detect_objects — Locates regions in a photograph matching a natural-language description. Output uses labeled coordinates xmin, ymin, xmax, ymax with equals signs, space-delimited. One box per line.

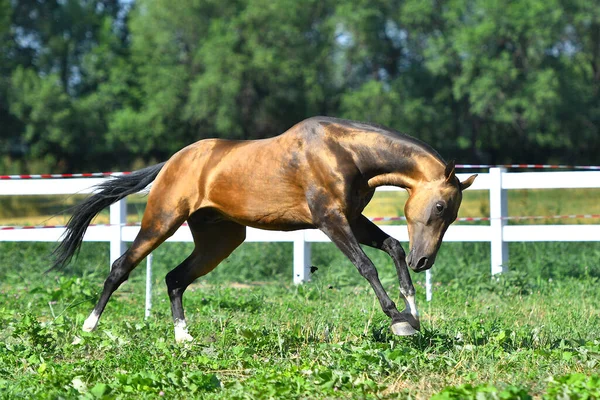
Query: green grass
xmin=1 ymin=241 xmax=599 ymax=399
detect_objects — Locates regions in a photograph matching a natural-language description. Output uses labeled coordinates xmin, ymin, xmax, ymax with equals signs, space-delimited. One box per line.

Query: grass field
xmin=1 ymin=240 xmax=599 ymax=399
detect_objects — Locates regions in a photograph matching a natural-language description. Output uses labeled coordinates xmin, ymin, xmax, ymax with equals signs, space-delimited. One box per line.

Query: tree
xmin=2 ymin=0 xmax=126 ymax=171
xmin=105 ymin=0 xmax=338 ymax=161
xmin=1 ymin=0 xmax=599 ymax=171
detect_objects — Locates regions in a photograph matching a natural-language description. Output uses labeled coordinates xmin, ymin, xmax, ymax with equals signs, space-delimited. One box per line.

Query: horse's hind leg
xmin=165 ymin=217 xmax=246 ymax=343
xmin=82 ymin=212 xmax=187 ymax=332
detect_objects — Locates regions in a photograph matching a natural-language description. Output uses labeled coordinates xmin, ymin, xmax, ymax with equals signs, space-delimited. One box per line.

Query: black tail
xmin=51 ymin=162 xmax=166 ymax=270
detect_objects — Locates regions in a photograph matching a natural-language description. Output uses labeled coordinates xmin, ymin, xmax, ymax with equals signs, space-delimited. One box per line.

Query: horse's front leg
xmin=351 ymin=215 xmax=420 ymax=335
xmin=315 ymin=211 xmax=407 ymax=332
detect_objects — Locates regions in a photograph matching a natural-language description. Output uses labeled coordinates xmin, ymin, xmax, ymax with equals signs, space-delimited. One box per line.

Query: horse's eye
xmin=435 ymin=202 xmax=446 ymax=215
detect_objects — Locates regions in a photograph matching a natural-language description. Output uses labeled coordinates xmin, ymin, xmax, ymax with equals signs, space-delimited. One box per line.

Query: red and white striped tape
xmin=0 ymin=172 xmax=130 ymax=180
xmin=1 ymin=164 xmax=599 ymax=180
xmin=2 ymin=215 xmax=599 ymax=231
xmin=456 ymin=164 xmax=600 ymax=170
xmin=0 ymin=225 xmax=65 ymax=230
xmin=0 ymin=223 xmax=113 ymax=230
xmin=369 ymin=214 xmax=600 ymax=222
xmin=0 ymin=222 xmax=192 ymax=231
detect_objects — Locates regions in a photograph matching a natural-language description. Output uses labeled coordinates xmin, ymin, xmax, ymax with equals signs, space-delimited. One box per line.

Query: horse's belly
xmin=240 ymin=219 xmax=316 ymax=231
xmin=202 ymin=190 xmax=314 ymax=231
xmin=227 ymin=204 xmax=315 ymax=231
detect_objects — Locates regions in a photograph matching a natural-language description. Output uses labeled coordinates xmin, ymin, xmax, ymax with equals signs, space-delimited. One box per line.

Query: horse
xmin=53 ymin=116 xmax=476 ymax=343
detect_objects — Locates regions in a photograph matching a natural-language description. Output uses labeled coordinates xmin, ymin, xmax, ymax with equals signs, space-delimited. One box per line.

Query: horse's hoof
xmin=402 ymin=314 xmax=420 ymax=331
xmin=391 ymin=321 xmax=418 ymax=336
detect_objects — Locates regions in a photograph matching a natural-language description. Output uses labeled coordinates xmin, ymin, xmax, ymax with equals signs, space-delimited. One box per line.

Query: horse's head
xmin=404 ymin=161 xmax=477 ymax=272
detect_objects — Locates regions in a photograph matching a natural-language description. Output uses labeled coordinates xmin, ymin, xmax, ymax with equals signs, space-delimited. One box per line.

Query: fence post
xmin=145 ymin=253 xmax=153 ymax=318
xmin=425 ymin=269 xmax=432 ymax=301
xmin=109 ymin=198 xmax=127 ymax=268
xmin=293 ymin=232 xmax=311 ymax=284
xmin=489 ymin=168 xmax=508 ymax=275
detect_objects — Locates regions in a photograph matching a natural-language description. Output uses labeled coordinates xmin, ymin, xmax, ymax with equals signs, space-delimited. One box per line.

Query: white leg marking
xmin=82 ymin=311 xmax=100 ymax=332
xmin=174 ymin=319 xmax=194 ymax=343
xmin=398 ymin=294 xmax=420 ymax=331
xmin=403 ymin=295 xmax=419 ymax=320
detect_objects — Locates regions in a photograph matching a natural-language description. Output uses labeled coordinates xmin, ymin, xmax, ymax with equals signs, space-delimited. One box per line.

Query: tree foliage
xmin=1 ymin=0 xmax=599 ymax=172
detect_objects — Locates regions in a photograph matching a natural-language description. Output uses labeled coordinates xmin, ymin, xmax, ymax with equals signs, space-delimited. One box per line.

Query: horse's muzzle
xmin=407 ymin=252 xmax=433 ymax=272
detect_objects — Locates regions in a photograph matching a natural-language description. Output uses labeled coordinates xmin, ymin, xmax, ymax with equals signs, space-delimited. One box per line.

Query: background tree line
xmin=0 ymin=0 xmax=598 ymax=173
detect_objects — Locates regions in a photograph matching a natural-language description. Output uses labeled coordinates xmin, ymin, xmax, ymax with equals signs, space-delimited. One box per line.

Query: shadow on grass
xmin=370 ymin=323 xmax=457 ymax=352
xmin=195 ymin=294 xmax=264 ymax=313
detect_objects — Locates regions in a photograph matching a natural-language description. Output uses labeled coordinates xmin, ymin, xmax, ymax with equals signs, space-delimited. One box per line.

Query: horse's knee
xmin=357 ymin=263 xmax=379 ymax=281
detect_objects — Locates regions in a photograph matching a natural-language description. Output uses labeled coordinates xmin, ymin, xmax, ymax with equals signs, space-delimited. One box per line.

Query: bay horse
xmin=53 ymin=116 xmax=476 ymax=343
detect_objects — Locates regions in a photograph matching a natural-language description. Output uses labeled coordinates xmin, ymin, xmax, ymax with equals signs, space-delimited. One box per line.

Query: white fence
xmin=1 ymin=169 xmax=600 ymax=306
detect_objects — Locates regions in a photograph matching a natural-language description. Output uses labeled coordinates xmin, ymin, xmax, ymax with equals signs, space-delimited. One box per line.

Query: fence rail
xmin=1 ymin=169 xmax=599 ymax=306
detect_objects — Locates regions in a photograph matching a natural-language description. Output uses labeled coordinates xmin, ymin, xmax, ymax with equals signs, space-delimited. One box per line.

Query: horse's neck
xmin=352 ymin=137 xmax=445 ymax=190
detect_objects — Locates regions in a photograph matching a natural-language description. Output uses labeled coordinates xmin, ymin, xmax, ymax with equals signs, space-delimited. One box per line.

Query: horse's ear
xmin=459 ymin=174 xmax=478 ymax=191
xmin=444 ymin=160 xmax=456 ymax=182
